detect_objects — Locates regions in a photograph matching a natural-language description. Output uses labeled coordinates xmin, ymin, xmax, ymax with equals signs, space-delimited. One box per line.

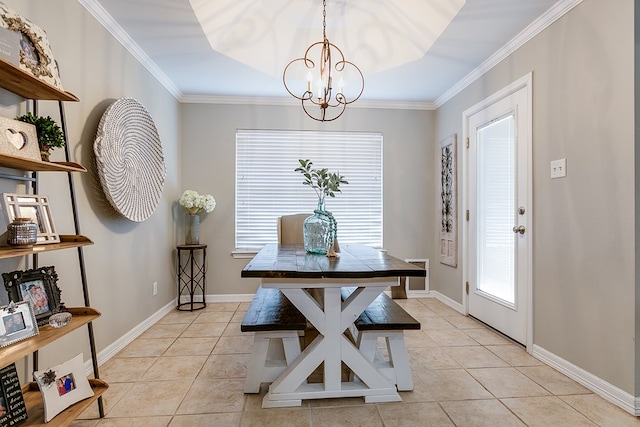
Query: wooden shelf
xmin=0 ymin=57 xmax=78 ymax=102
xmin=22 ymin=379 xmax=108 ymax=426
xmin=0 ymin=235 xmax=93 ymax=259
xmin=0 ymin=153 xmax=86 ymax=173
xmin=0 ymin=307 xmax=100 ymax=369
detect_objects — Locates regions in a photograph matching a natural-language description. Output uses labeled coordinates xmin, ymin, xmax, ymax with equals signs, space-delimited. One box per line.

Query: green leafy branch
xmin=295 ymin=159 xmax=348 ymax=199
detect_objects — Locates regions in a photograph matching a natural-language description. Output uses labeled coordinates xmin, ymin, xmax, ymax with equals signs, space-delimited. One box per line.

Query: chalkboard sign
xmin=0 ymin=364 xmax=27 ymax=427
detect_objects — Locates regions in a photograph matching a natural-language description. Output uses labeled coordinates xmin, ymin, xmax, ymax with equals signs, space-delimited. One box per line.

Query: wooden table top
xmin=241 ymin=244 xmax=426 ymax=279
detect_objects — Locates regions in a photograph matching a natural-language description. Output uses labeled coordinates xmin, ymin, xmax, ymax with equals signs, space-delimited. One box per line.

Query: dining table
xmin=241 ymin=243 xmax=426 ymax=408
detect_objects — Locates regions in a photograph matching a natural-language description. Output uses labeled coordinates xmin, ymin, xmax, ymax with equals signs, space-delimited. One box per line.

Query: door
xmin=465 ymin=76 xmax=531 ymax=346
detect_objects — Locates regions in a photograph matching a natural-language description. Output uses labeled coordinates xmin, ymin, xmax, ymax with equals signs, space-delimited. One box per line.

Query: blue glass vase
xmin=303 ymin=198 xmax=336 ymax=254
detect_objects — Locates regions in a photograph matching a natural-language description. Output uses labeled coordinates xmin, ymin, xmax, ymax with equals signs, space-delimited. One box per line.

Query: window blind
xmin=235 ymin=129 xmax=383 ymax=250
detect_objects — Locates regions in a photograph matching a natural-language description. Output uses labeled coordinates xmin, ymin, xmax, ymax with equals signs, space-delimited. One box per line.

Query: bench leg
xmin=244 ymin=332 xmax=302 ymax=393
xmin=386 ymin=332 xmax=413 ymax=391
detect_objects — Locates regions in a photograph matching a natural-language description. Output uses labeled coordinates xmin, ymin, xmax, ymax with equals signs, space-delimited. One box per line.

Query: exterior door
xmin=465 ymin=76 xmax=532 ymax=347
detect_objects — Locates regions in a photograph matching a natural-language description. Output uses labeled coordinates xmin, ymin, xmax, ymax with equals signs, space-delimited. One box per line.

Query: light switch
xmin=550 ymin=158 xmax=567 ymax=179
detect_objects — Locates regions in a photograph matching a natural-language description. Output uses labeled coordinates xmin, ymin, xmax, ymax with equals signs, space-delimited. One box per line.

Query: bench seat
xmin=242 ymin=286 xmax=307 ymax=393
xmin=341 ymin=287 xmax=420 ymax=391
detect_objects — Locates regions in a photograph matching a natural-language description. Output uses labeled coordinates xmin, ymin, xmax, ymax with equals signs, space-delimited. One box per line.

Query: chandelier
xmin=283 ymin=0 xmax=364 ymax=122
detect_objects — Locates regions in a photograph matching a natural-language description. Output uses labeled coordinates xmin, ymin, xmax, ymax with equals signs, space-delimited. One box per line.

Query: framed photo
xmin=0 ymin=363 xmax=28 ymax=426
xmin=0 ymin=117 xmax=41 ymax=161
xmin=0 ymin=301 xmax=38 ymax=348
xmin=2 ymin=266 xmax=64 ymax=326
xmin=0 ymin=3 xmax=65 ymax=91
xmin=33 ymin=354 xmax=94 ymax=423
xmin=2 ymin=193 xmax=59 ymax=244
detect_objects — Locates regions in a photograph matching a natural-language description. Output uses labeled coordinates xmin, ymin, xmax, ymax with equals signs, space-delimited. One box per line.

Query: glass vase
xmin=185 ymin=213 xmax=200 ymax=245
xmin=303 ymin=198 xmax=336 ymax=255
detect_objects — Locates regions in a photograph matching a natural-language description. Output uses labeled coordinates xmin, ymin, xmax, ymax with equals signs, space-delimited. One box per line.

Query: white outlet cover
xmin=550 ymin=158 xmax=567 ymax=179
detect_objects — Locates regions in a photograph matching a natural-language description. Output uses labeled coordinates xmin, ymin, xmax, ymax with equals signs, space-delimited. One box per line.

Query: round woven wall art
xmin=94 ymin=98 xmax=166 ymax=222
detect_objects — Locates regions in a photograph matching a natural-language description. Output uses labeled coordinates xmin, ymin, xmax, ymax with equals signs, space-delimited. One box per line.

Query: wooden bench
xmin=241 ymin=286 xmax=307 ymax=393
xmin=341 ymin=287 xmax=420 ymax=391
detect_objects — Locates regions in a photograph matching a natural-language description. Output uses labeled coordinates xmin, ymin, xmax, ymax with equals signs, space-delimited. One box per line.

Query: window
xmin=236 ymin=130 xmax=382 ymax=250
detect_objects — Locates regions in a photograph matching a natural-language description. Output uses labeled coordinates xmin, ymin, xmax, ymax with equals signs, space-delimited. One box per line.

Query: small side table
xmin=177 ymin=244 xmax=207 ymax=311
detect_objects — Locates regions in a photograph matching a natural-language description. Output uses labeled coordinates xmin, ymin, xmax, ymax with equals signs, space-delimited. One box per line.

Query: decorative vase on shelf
xmin=185 ymin=213 xmax=200 ymax=245
xmin=303 ymin=198 xmax=336 ymax=255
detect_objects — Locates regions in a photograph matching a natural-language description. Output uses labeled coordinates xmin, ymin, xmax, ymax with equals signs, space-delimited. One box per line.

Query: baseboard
xmin=532 ymin=344 xmax=639 ymax=416
xmin=429 ymin=290 xmax=465 ymax=314
xmin=88 ymin=299 xmax=177 ymax=372
xmin=407 ymin=290 xmax=431 ymax=298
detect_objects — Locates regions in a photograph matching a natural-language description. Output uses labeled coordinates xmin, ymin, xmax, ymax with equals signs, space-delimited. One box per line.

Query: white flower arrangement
xmin=179 ymin=190 xmax=216 ymax=215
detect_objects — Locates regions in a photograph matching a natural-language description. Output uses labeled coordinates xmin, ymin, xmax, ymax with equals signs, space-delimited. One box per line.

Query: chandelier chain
xmin=322 ymin=0 xmax=327 ymax=40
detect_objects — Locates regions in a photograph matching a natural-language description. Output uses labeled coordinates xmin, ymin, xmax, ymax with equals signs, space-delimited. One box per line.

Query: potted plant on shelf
xmin=294 ymin=159 xmax=348 ymax=255
xmin=178 ymin=190 xmax=216 ymax=245
xmin=15 ymin=112 xmax=65 ymax=161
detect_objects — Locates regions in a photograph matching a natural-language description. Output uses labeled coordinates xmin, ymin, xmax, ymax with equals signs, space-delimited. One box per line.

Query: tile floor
xmin=70 ymin=298 xmax=639 ymax=426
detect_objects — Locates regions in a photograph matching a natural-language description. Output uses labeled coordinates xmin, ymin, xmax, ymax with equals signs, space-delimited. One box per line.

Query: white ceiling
xmin=82 ymin=0 xmax=570 ymax=107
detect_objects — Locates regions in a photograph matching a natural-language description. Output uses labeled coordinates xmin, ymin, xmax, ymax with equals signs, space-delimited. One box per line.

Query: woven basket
xmin=94 ymin=98 xmax=166 ymax=222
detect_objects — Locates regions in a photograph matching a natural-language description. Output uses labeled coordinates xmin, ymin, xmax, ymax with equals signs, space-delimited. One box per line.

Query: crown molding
xmin=180 ymin=94 xmax=436 ymax=110
xmin=434 ymin=0 xmax=583 ymax=108
xmin=77 ymin=0 xmax=183 ymax=100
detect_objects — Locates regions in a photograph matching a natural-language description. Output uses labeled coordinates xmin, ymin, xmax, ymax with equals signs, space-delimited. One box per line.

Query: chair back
xmin=277 ymin=213 xmax=309 ymax=244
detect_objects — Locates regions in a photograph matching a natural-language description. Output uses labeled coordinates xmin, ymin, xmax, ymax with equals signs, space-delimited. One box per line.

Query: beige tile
xmin=100 ymin=358 xmax=156 ymax=383
xmin=469 ymin=367 xmax=550 ymax=398
xmin=181 ymin=322 xmax=228 ymax=338
xmin=424 ymin=329 xmax=479 ymax=346
xmin=170 ymin=413 xmax=242 ymax=427
xmin=141 ymin=324 xmax=189 ymax=339
xmin=486 ymin=344 xmax=544 ymax=366
xmin=95 ymin=417 xmax=171 ymax=427
xmin=441 ymin=399 xmax=526 ymax=426
xmin=212 ymin=335 xmax=255 ymax=354
xmin=241 ymin=407 xmax=311 ymax=427
xmin=207 ymin=302 xmax=241 ymax=312
xmin=518 ymin=365 xmax=590 ymax=395
xmin=502 ymin=396 xmax=598 ymax=426
xmin=398 ymin=374 xmax=436 ymax=403
xmin=416 ymin=369 xmax=493 ymax=401
xmin=378 ymin=401 xmax=454 ymax=427
xmin=194 ymin=310 xmax=234 ymax=323
xmin=417 ymin=316 xmax=456 ymax=330
xmin=232 ymin=311 xmax=248 ymax=322
xmin=199 ymin=353 xmax=248 ymax=379
xmin=77 ymin=382 xmax=133 ymax=419
xmin=418 ymin=300 xmax=461 ymax=316
xmin=307 ymin=396 xmax=366 ymax=408
xmin=403 ymin=330 xmax=438 ymax=348
xmin=441 ymin=314 xmax=485 ymax=330
xmin=223 ymin=322 xmax=246 ymax=337
xmin=163 ymin=337 xmax=219 ymax=356
xmin=444 ymin=346 xmax=510 ymax=369
xmin=238 ymin=302 xmax=251 ymax=311
xmin=176 ymin=378 xmax=245 ymax=414
xmin=408 ymin=346 xmax=460 ymax=370
xmin=560 ymin=394 xmax=640 ymax=427
xmin=310 ymin=405 xmax=383 ymax=427
xmin=157 ymin=311 xmax=199 ymax=325
xmin=107 ymin=380 xmax=192 ymax=417
xmin=69 ymin=420 xmax=100 ymax=427
xmin=141 ymin=355 xmax=207 ymax=381
xmin=117 ymin=338 xmax=175 ymax=358
xmin=463 ymin=328 xmax=512 ymax=346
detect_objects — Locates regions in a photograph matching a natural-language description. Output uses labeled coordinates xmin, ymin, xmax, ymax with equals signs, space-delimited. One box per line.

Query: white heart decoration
xmin=5 ymin=129 xmax=27 ymax=150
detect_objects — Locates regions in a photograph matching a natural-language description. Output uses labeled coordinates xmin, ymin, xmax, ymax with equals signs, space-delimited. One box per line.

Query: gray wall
xmin=180 ymin=103 xmax=434 ymax=295
xmin=0 ymin=0 xmax=181 ymax=373
xmin=433 ymin=0 xmax=636 ymax=394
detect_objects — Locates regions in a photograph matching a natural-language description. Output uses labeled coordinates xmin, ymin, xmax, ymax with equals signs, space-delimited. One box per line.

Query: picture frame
xmin=2 ymin=193 xmax=59 ymax=244
xmin=0 ymin=363 xmax=28 ymax=426
xmin=2 ymin=266 xmax=64 ymax=326
xmin=0 ymin=117 xmax=41 ymax=162
xmin=0 ymin=301 xmax=38 ymax=348
xmin=0 ymin=3 xmax=64 ymax=90
xmin=33 ymin=354 xmax=94 ymax=423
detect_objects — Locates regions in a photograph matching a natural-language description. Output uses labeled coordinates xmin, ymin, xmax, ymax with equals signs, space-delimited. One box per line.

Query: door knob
xmin=512 ymin=225 xmax=525 ymax=234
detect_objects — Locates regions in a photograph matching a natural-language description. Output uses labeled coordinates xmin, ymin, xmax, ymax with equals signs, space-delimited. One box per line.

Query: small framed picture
xmin=33 ymin=354 xmax=94 ymax=423
xmin=2 ymin=193 xmax=59 ymax=244
xmin=0 ymin=301 xmax=38 ymax=348
xmin=0 ymin=117 xmax=41 ymax=162
xmin=2 ymin=266 xmax=64 ymax=326
xmin=0 ymin=363 xmax=28 ymax=426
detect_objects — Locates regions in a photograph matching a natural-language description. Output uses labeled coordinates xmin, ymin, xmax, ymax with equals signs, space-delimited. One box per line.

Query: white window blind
xmin=236 ymin=130 xmax=383 ymax=250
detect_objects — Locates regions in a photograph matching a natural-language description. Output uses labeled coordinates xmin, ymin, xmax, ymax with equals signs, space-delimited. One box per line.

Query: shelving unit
xmin=0 ymin=57 xmax=106 ymax=425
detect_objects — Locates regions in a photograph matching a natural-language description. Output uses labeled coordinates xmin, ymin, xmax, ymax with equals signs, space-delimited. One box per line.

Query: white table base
xmin=260 ymin=282 xmax=401 ymax=408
